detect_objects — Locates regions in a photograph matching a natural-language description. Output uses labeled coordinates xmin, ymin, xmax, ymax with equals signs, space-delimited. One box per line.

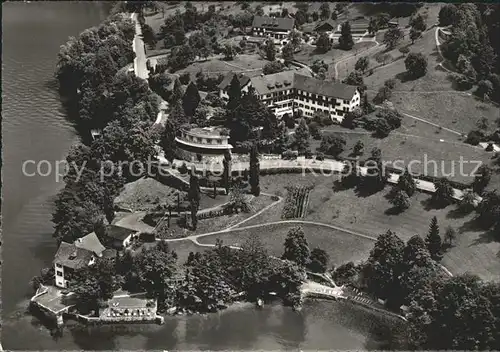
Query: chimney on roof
xmin=69 ymin=250 xmax=78 ymax=260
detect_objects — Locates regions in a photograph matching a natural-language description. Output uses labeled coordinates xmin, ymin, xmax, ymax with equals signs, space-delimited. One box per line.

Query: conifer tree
xmin=425 ymin=216 xmax=443 ymax=261
xmin=249 ymin=144 xmax=260 ymax=196
xmin=223 ymin=150 xmax=232 ymax=194
xmin=227 ymin=74 xmax=242 ymax=111
xmin=170 ymin=78 xmax=184 ymax=104
xmin=338 ymin=21 xmax=354 ymax=50
xmin=182 ymin=81 xmax=201 ymax=117
xmin=188 ymin=174 xmax=201 ymax=230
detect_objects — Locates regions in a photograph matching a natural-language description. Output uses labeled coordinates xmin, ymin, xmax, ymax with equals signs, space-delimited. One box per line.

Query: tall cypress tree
xmin=188 ymin=174 xmax=201 ymax=230
xmin=160 ymin=120 xmax=177 ymax=163
xmin=338 ymin=21 xmax=354 ymax=50
xmin=182 ymin=81 xmax=201 ymax=117
xmin=223 ymin=150 xmax=232 ymax=194
xmin=170 ymin=78 xmax=184 ymax=104
xmin=227 ymin=74 xmax=242 ymax=111
xmin=170 ymin=100 xmax=189 ymax=129
xmin=249 ymin=144 xmax=260 ymax=196
xmin=426 ymin=216 xmax=443 ymax=261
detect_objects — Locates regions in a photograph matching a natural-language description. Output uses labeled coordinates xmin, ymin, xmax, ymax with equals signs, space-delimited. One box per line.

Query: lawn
xmin=114 ymin=177 xmax=184 ymax=212
xmin=155 ymin=193 xmax=276 ymax=239
xmin=294 ymin=41 xmax=376 ymax=73
xmin=315 ymin=124 xmax=495 ymax=185
xmin=114 ymin=176 xmax=230 ymax=212
xmin=176 ymin=54 xmax=268 ymax=81
xmin=241 ymin=173 xmax=500 ymax=281
xmin=197 ymin=222 xmax=375 ymax=267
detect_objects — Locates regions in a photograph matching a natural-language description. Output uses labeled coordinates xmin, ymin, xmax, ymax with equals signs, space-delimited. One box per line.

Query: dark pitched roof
xmin=106 ymin=225 xmax=137 ymax=241
xmin=54 ymin=242 xmax=93 ymax=270
xmin=218 ymin=72 xmax=251 ymax=90
xmin=250 ymin=70 xmax=298 ymax=96
xmin=74 ymin=232 xmax=105 ymax=256
xmin=252 ymin=16 xmax=295 ymax=31
xmin=293 ymin=74 xmax=358 ymax=100
xmin=314 ymin=19 xmax=336 ymax=31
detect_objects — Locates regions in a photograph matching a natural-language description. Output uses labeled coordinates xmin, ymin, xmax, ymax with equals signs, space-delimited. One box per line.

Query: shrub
xmin=377 ymin=109 xmax=402 ymax=129
xmin=263 ymin=61 xmax=285 ymax=75
xmin=285 ymin=115 xmax=296 ymax=128
xmin=486 ymin=143 xmax=494 ymax=152
xmin=374 ymin=118 xmax=392 ymax=137
xmin=179 ymin=72 xmax=191 ymax=85
xmin=318 ymin=134 xmax=346 ymax=157
xmin=308 ymin=121 xmax=322 ymax=140
xmin=465 ymin=130 xmax=485 ymax=146
xmin=305 ymin=149 xmax=313 ymax=159
xmin=373 ymin=86 xmax=392 ymax=104
xmin=452 ymin=73 xmax=474 ymax=90
xmin=316 ymin=152 xmax=325 ymax=161
xmin=384 ymin=79 xmax=397 ymax=89
xmin=282 ymin=149 xmax=298 ymax=160
xmin=399 ymin=46 xmax=410 ymax=56
xmin=178 ymin=163 xmax=189 ymax=174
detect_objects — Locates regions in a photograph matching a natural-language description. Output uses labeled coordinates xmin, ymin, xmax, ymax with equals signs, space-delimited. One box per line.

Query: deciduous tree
xmin=355 ymin=56 xmax=369 ymax=73
xmin=282 ymin=226 xmax=310 ymax=267
xmin=294 ymin=118 xmax=310 ymax=154
xmin=383 ymin=27 xmax=404 ymax=49
xmin=308 ymin=248 xmax=329 ymax=273
xmin=405 ymin=52 xmax=428 ymax=78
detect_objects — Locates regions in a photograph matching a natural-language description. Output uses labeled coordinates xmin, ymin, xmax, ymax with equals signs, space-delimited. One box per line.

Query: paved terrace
xmin=31 ymin=285 xmax=76 ymax=316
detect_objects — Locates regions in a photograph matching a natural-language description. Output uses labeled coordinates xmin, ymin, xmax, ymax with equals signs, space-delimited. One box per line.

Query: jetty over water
xmin=301 ymin=281 xmax=345 ymax=300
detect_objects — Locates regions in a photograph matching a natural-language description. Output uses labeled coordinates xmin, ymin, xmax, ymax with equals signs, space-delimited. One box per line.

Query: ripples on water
xmin=2 ymin=2 xmax=402 ymax=350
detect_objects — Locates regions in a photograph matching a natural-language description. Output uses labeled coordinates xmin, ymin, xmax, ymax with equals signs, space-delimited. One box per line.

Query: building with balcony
xmin=251 ymin=15 xmax=295 ymax=46
xmin=175 ymin=127 xmax=233 ymax=161
xmin=53 ymin=232 xmax=106 ymax=289
xmin=233 ymin=70 xmax=360 ymax=122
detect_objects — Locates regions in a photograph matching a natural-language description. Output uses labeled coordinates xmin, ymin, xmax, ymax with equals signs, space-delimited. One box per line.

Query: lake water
xmin=1 ymin=2 xmax=402 ymax=350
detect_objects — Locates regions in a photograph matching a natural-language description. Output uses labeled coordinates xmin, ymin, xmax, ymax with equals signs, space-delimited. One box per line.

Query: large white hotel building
xmin=219 ymin=70 xmax=361 ymax=123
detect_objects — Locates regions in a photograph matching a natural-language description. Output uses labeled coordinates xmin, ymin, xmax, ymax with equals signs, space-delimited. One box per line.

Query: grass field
xmin=313 ymin=124 xmax=496 ymax=185
xmin=155 ymin=194 xmax=276 ymax=240
xmin=295 ymin=41 xmax=376 ymax=77
xmin=114 ymin=177 xmax=230 ymax=212
xmin=240 ymin=173 xmax=500 ymax=281
xmin=198 ymin=222 xmax=374 ymax=267
xmin=176 ymin=54 xmax=268 ymax=81
xmin=115 ymin=177 xmax=184 ymax=211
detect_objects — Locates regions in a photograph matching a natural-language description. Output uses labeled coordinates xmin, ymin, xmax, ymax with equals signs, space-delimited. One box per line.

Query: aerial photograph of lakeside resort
xmin=3 ymin=0 xmax=500 ymax=350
